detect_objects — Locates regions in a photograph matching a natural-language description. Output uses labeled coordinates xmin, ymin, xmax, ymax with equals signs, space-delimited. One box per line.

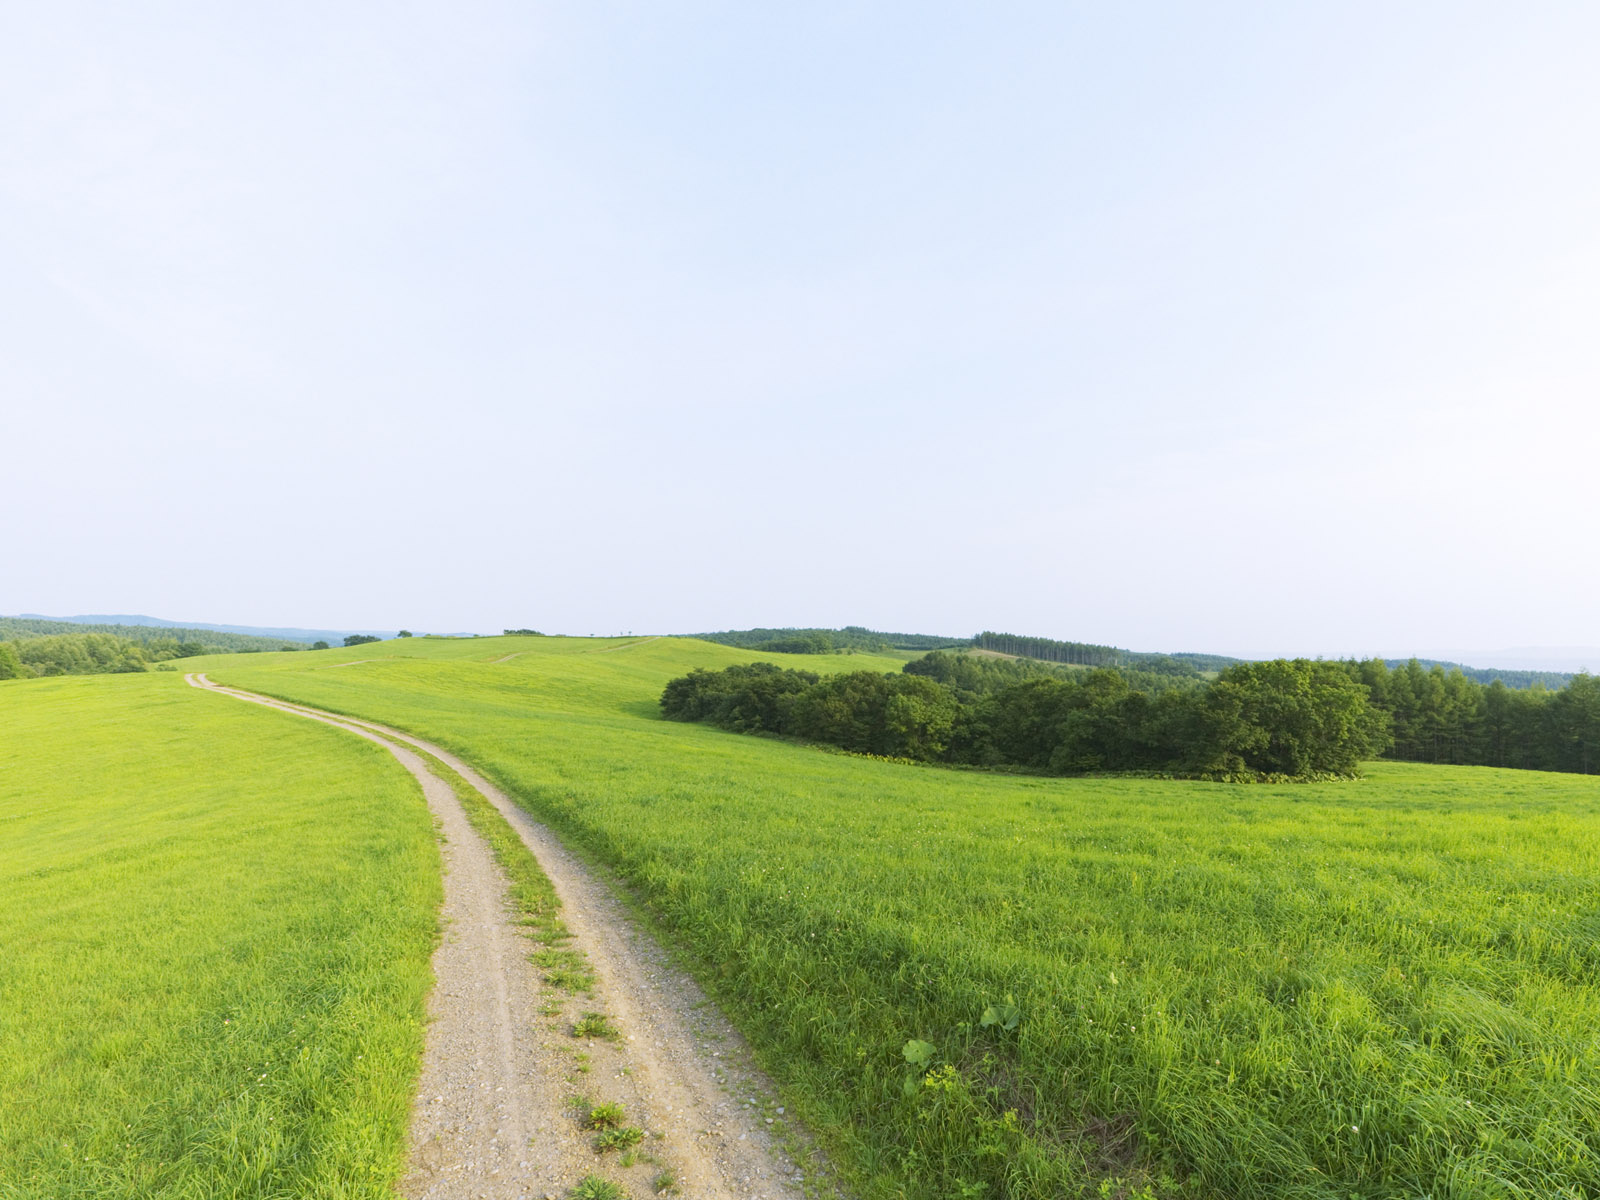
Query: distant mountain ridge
xmin=13 ymin=613 xmax=396 ymax=645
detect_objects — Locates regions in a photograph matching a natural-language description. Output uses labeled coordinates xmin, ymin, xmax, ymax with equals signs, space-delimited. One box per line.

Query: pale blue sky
xmin=4 ymin=4 xmax=1598 ymax=659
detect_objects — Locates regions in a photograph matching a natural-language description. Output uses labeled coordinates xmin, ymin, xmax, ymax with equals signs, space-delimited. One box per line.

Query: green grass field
xmin=0 ymin=673 xmax=440 ymax=1200
xmin=198 ymin=635 xmax=1600 ymax=1200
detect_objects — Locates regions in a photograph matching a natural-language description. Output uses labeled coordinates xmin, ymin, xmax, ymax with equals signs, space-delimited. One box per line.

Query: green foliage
xmin=901 ymin=1039 xmax=936 ymax=1067
xmin=312 ymin=640 xmax=330 ymax=650
xmin=572 ymin=1013 xmax=618 ymax=1040
xmin=208 ymin=635 xmax=1600 ymax=1200
xmin=7 ymin=632 xmax=154 ymax=676
xmin=1348 ymin=658 xmax=1600 ymax=774
xmin=571 ymin=1175 xmax=626 ymax=1200
xmin=0 ymin=616 xmax=306 ymax=653
xmin=659 ymin=661 xmax=819 ymax=731
xmin=0 ymin=673 xmax=439 ymax=1197
xmin=0 ymin=642 xmax=26 ymax=680
xmin=396 ymin=629 xmax=413 ymax=638
xmin=694 ymin=626 xmax=969 ymax=653
xmin=504 ymin=628 xmax=545 ymax=636
xmin=587 ymin=1101 xmax=626 ymax=1129
xmin=595 ymin=1126 xmax=643 ymax=1152
xmin=664 ymin=657 xmax=1381 ymax=781
xmin=344 ymin=634 xmax=381 ymax=647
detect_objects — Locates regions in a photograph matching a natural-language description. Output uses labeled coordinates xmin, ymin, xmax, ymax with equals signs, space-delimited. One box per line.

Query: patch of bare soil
xmin=186 ymin=674 xmax=828 ymax=1200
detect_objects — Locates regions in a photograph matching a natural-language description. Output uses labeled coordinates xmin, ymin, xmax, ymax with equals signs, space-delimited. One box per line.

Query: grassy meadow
xmin=0 ymin=672 xmax=440 ymax=1199
xmin=200 ymin=635 xmax=1600 ymax=1200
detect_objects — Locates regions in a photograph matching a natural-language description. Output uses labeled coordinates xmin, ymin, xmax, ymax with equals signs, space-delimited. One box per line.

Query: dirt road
xmin=186 ymin=673 xmax=823 ymax=1200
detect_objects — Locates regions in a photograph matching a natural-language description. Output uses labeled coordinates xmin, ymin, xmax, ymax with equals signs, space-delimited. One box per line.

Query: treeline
xmin=906 ymin=649 xmax=1205 ymax=697
xmin=0 ymin=633 xmax=209 ymax=678
xmin=974 ymin=632 xmax=1236 ymax=678
xmin=0 ymin=617 xmax=297 ymax=653
xmin=661 ymin=658 xmax=1387 ymax=780
xmin=694 ymin=626 xmax=970 ymax=655
xmin=973 ymin=630 xmax=1125 ymax=667
xmin=1346 ymin=658 xmax=1600 ymax=772
xmin=1383 ymin=658 xmax=1572 ymax=691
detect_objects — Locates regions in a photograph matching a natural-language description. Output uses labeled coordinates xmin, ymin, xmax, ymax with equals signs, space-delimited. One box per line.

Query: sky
xmin=3 ymin=3 xmax=1599 ymax=660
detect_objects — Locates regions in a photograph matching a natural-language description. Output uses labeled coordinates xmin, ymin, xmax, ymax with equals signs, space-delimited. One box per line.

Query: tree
xmin=397 ymin=630 xmax=413 ymax=638
xmin=1197 ymin=660 xmax=1389 ymax=777
xmin=311 ymin=640 xmax=330 ymax=650
xmin=0 ymin=642 xmax=29 ymax=680
xmin=344 ymin=634 xmax=380 ymax=647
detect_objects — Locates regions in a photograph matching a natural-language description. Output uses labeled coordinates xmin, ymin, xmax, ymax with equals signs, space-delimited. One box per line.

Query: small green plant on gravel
xmin=651 ymin=1168 xmax=678 ymax=1194
xmin=571 ymin=1175 xmax=625 ymax=1200
xmin=572 ymin=1012 xmax=618 ymax=1039
xmin=595 ymin=1125 xmax=644 ymax=1153
xmin=535 ymin=946 xmax=596 ymax=992
xmin=572 ymin=1050 xmax=592 ymax=1074
xmin=587 ymin=1100 xmax=626 ymax=1129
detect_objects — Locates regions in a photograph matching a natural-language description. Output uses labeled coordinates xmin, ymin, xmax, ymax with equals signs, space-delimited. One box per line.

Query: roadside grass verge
xmin=0 ymin=672 xmax=440 ymax=1199
xmin=206 ymin=636 xmax=1600 ymax=1199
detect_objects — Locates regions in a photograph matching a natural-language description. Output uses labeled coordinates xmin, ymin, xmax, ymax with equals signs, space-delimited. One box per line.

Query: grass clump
xmin=595 ymin=1125 xmax=643 ymax=1153
xmin=571 ymin=1012 xmax=618 ymax=1040
xmin=571 ymin=1174 xmax=626 ymax=1200
xmin=586 ymin=1100 xmax=626 ymax=1129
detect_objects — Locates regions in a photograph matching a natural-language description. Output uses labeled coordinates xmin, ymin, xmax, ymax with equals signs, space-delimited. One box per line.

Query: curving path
xmin=186 ymin=673 xmax=823 ymax=1200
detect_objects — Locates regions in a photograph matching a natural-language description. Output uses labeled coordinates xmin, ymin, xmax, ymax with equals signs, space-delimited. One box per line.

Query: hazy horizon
xmin=6 ymin=5 xmax=1599 ymax=656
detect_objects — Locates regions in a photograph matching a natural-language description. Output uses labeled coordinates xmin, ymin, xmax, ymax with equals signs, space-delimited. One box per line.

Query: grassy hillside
xmin=200 ymin=635 xmax=1600 ymax=1200
xmin=0 ymin=672 xmax=439 ymax=1199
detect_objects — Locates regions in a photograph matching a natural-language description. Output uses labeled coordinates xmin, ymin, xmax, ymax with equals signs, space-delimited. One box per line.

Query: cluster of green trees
xmin=1342 ymin=658 xmax=1600 ymax=772
xmin=1382 ymin=658 xmax=1572 ymax=690
xmin=694 ymin=626 xmax=969 ymax=653
xmin=662 ymin=657 xmax=1388 ymax=780
xmin=905 ymin=649 xmax=1205 ymax=697
xmin=343 ymin=634 xmax=382 ymax=647
xmin=973 ymin=632 xmax=1234 ymax=678
xmin=503 ymin=628 xmax=545 ymax=636
xmin=0 ymin=633 xmax=212 ymax=678
xmin=0 ymin=617 xmax=299 ymax=653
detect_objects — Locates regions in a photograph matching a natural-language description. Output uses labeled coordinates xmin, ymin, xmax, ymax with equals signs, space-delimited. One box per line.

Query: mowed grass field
xmin=204 ymin=636 xmax=1600 ymax=1200
xmin=0 ymin=673 xmax=440 ymax=1199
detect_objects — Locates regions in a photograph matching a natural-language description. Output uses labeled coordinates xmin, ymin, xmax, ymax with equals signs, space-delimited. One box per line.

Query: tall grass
xmin=0 ymin=673 xmax=440 ymax=1199
xmin=207 ymin=636 xmax=1600 ymax=1199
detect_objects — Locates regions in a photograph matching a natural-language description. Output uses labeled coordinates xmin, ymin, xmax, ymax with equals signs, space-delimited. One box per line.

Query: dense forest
xmin=1345 ymin=658 xmax=1600 ymax=772
xmin=662 ymin=657 xmax=1387 ymax=781
xmin=0 ymin=617 xmax=298 ymax=653
xmin=693 ymin=626 xmax=971 ymax=654
xmin=0 ymin=623 xmax=308 ymax=680
xmin=0 ymin=633 xmax=221 ymax=678
xmin=973 ymin=631 xmax=1239 ymax=678
xmin=1382 ymin=658 xmax=1572 ymax=690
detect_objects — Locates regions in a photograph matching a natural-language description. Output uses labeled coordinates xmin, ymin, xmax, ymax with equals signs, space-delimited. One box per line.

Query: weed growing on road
xmin=595 ymin=1126 xmax=644 ymax=1153
xmin=571 ymin=1175 xmax=626 ymax=1200
xmin=587 ymin=1101 xmax=626 ymax=1129
xmin=572 ymin=1012 xmax=618 ymax=1040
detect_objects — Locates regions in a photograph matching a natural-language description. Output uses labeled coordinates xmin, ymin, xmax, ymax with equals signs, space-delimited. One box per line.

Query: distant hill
xmin=11 ymin=614 xmax=395 ymax=646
